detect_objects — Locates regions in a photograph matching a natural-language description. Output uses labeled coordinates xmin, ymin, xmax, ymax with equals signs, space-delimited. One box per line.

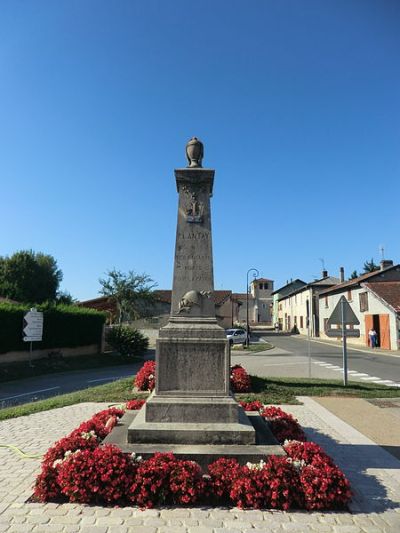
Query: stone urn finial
xmin=185 ymin=137 xmax=204 ymax=168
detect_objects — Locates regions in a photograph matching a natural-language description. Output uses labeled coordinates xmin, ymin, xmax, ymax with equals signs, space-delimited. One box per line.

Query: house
xmin=319 ymin=260 xmax=400 ymax=350
xmin=233 ymin=278 xmax=274 ymax=326
xmin=79 ymin=290 xmax=239 ymax=330
xmin=277 ymin=270 xmax=340 ymax=336
xmin=271 ymin=279 xmax=307 ymax=328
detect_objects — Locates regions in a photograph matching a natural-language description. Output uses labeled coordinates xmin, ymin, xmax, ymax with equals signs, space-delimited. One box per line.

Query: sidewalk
xmin=0 ymin=398 xmax=400 ymax=532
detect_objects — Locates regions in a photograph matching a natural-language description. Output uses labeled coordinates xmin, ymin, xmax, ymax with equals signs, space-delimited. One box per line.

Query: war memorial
xmin=105 ymin=137 xmax=283 ymax=465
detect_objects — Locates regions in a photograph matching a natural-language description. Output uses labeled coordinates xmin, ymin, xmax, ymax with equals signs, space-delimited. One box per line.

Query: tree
xmin=98 ymin=269 xmax=156 ymax=324
xmin=0 ymin=250 xmax=62 ymax=303
xmin=55 ymin=291 xmax=77 ymax=305
xmin=363 ymin=258 xmax=379 ymax=273
xmin=349 ymin=270 xmax=359 ymax=280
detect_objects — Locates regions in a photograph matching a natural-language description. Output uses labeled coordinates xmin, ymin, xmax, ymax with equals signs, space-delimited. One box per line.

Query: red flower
xmin=126 ymin=399 xmax=146 ymax=410
xmin=135 ymin=361 xmax=156 ymax=391
xmin=230 ymin=364 xmax=252 ymax=392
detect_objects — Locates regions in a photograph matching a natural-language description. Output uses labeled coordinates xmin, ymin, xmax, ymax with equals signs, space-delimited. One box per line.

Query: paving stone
xmin=160 ymin=509 xmax=191 ymax=518
xmin=187 ymin=528 xmax=214 ymax=533
xmin=124 ymin=527 xmax=156 ymax=533
xmin=157 ymin=527 xmax=187 ymax=533
xmin=108 ymin=527 xmax=128 ymax=533
xmin=180 ymin=519 xmax=199 ymax=527
xmin=124 ymin=517 xmax=144 ymax=526
xmin=26 ymin=515 xmax=50 ymax=525
xmin=79 ymin=527 xmax=108 ymax=533
xmin=48 ymin=515 xmax=80 ymax=525
xmin=332 ymin=526 xmax=363 ymax=533
xmin=142 ymin=517 xmax=167 ymax=527
xmin=224 ymin=520 xmax=256 ymax=529
xmin=214 ymin=528 xmax=242 ymax=533
xmin=7 ymin=526 xmax=34 ymax=533
xmin=359 ymin=527 xmax=386 ymax=533
xmin=95 ymin=517 xmax=124 ymax=526
xmin=30 ymin=525 xmax=64 ymax=533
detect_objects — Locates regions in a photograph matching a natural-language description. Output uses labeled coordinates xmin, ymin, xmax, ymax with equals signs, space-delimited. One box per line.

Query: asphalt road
xmin=2 ymin=333 xmax=399 ymax=409
xmin=230 ymin=332 xmax=400 ymax=387
xmin=0 ymin=362 xmax=142 ymax=408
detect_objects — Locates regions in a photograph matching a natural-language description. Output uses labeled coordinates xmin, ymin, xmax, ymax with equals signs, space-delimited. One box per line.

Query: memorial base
xmin=104 ymin=410 xmax=285 ymax=470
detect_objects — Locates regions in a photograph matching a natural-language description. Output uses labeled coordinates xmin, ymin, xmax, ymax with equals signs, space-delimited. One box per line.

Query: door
xmin=364 ymin=315 xmax=373 ymax=346
xmin=379 ymin=314 xmax=391 ymax=350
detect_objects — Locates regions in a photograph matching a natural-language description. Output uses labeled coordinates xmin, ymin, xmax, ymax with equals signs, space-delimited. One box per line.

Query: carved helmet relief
xmin=178 ymin=290 xmax=212 ymax=314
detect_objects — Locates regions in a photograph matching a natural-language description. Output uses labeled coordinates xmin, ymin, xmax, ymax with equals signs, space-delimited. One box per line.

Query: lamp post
xmin=246 ymin=268 xmax=259 ymax=347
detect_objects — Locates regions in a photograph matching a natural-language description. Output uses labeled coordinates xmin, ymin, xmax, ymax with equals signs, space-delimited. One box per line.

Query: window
xmin=300 ymin=316 xmax=304 ymax=328
xmin=259 ymin=283 xmax=263 ymax=290
xmin=324 ymin=318 xmax=328 ymax=333
xmin=359 ymin=292 xmax=369 ymax=312
xmin=294 ymin=316 xmax=297 ymax=325
xmin=262 ymin=303 xmax=266 ymax=309
xmin=264 ymin=282 xmax=268 ymax=290
xmin=325 ymin=296 xmax=329 ymax=308
xmin=347 ymin=290 xmax=352 ymax=301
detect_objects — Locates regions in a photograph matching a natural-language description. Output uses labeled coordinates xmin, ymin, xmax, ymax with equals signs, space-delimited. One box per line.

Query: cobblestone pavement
xmin=1 ymin=399 xmax=400 ymax=533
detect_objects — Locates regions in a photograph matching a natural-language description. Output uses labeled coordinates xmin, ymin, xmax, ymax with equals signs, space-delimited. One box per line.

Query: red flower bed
xmin=230 ymin=456 xmax=300 ymax=510
xmin=230 ymin=364 xmax=252 ymax=392
xmin=126 ymin=399 xmax=146 ymax=410
xmin=260 ymin=406 xmax=306 ymax=444
xmin=239 ymin=400 xmax=263 ymax=412
xmin=134 ymin=361 xmax=156 ymax=391
xmin=34 ymin=403 xmax=352 ymax=511
xmin=135 ymin=361 xmax=252 ymax=393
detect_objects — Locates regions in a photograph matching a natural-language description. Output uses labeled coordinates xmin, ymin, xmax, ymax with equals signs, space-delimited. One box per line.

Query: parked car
xmin=226 ymin=328 xmax=247 ymax=346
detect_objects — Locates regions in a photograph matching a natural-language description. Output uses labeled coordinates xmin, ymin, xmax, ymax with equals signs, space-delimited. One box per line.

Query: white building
xmin=277 ymin=271 xmax=340 ymax=337
xmin=319 ymin=261 xmax=400 ymax=350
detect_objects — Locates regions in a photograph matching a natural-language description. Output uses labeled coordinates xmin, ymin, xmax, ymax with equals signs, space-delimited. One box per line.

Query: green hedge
xmin=0 ymin=303 xmax=107 ymax=354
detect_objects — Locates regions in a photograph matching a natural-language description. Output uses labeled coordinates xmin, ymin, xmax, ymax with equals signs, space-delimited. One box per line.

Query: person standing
xmin=368 ymin=328 xmax=377 ymax=348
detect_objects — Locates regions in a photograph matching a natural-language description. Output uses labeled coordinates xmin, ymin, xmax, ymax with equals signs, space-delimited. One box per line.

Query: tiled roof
xmin=252 ymin=278 xmax=273 ymax=283
xmin=277 ymin=276 xmax=340 ymax=302
xmin=363 ymin=282 xmax=400 ymax=313
xmin=319 ymin=265 xmax=400 ymax=296
xmin=79 ymin=290 xmax=233 ymax=309
xmin=272 ymin=279 xmax=306 ymax=295
xmin=232 ymin=293 xmax=254 ymax=303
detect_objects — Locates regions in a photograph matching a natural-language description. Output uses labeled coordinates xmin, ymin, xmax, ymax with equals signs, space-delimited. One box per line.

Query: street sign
xmin=327 ymin=296 xmax=360 ymax=327
xmin=23 ymin=309 xmax=43 ymax=342
xmin=326 ymin=329 xmax=360 ymax=338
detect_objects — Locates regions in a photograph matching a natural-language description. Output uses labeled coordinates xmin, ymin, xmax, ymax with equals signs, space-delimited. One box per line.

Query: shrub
xmin=169 ymin=459 xmax=206 ymax=505
xmin=260 ymin=406 xmax=306 ymax=444
xmin=284 ymin=440 xmax=334 ymax=468
xmin=135 ymin=360 xmax=156 ymax=391
xmin=0 ymin=302 xmax=106 ymax=354
xmin=106 ymin=326 xmax=148 ymax=357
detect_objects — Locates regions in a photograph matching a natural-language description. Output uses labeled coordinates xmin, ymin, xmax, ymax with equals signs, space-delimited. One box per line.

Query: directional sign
xmin=23 ymin=309 xmax=43 ymax=342
xmin=326 ymin=296 xmax=360 ymax=327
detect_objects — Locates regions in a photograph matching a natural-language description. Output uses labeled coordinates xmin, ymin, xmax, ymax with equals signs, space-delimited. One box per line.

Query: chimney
xmin=380 ymin=259 xmax=393 ymax=271
xmin=339 ymin=267 xmax=345 ymax=282
xmin=322 ymin=270 xmax=328 ymax=278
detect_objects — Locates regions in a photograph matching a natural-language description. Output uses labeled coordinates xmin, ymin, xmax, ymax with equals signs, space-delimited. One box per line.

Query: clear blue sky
xmin=1 ymin=1 xmax=399 ymax=300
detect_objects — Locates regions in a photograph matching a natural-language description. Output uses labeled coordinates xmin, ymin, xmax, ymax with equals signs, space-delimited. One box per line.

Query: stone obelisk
xmin=128 ymin=138 xmax=255 ymax=445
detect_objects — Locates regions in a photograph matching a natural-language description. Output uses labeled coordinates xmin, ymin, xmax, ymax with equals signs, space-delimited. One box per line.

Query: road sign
xmin=326 ymin=296 xmax=360 ymax=327
xmin=326 ymin=328 xmax=360 ymax=338
xmin=23 ymin=309 xmax=43 ymax=342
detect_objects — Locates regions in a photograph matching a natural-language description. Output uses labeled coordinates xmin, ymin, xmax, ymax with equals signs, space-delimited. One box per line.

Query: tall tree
xmin=363 ymin=258 xmax=380 ymax=273
xmin=349 ymin=270 xmax=359 ymax=280
xmin=0 ymin=250 xmax=62 ymax=303
xmin=99 ymin=269 xmax=156 ymax=324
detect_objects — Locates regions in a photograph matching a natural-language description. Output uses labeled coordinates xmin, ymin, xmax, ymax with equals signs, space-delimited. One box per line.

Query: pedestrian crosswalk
xmin=312 ymin=360 xmax=400 ymax=388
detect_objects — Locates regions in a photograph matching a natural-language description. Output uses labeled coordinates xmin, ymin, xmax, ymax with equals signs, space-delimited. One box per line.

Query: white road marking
xmin=263 ymin=362 xmax=309 ymax=367
xmin=87 ymin=377 xmax=124 ymax=384
xmin=360 ymin=376 xmax=380 ymax=381
xmin=348 ymin=372 xmax=369 ymax=377
xmin=372 ymin=380 xmax=395 ymax=384
xmin=0 ymin=387 xmax=60 ymax=402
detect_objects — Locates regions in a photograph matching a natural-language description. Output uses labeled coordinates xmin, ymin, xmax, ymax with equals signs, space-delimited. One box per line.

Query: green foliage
xmin=0 ymin=250 xmax=62 ymax=304
xmin=55 ymin=291 xmax=77 ymax=305
xmin=363 ymin=258 xmax=379 ymax=273
xmin=0 ymin=302 xmax=106 ymax=354
xmin=99 ymin=269 xmax=156 ymax=324
xmin=106 ymin=326 xmax=149 ymax=356
xmin=349 ymin=270 xmax=359 ymax=280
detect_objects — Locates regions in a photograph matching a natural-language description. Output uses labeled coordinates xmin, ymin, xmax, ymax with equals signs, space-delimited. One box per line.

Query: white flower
xmin=246 ymin=459 xmax=266 ymax=471
xmin=81 ymin=430 xmax=96 ymax=440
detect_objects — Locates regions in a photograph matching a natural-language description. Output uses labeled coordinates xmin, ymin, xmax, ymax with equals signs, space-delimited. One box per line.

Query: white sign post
xmin=326 ymin=296 xmax=360 ymax=386
xmin=23 ymin=308 xmax=44 ymax=367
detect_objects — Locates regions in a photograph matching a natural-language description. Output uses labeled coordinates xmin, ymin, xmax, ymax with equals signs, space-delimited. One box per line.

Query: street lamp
xmin=246 ymin=268 xmax=259 ymax=347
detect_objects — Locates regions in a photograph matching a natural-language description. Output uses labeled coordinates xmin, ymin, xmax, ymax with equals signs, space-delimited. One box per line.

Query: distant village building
xmin=233 ymin=278 xmax=274 ymax=326
xmin=319 ymin=261 xmax=400 ymax=350
xmin=276 ymin=271 xmax=340 ymax=337
xmin=272 ymin=279 xmax=307 ymax=328
xmin=80 ymin=290 xmax=239 ymax=330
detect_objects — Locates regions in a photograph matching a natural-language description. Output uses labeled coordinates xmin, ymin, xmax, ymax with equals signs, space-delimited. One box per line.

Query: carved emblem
xmin=178 ymin=290 xmax=211 ymax=313
xmin=181 ymin=185 xmax=204 ymax=224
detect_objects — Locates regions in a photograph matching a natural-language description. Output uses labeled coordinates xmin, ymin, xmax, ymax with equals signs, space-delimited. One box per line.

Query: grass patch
xmin=231 ymin=342 xmax=274 ymax=353
xmin=2 ymin=374 xmax=400 ymax=421
xmin=0 ymin=352 xmax=146 ymax=384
